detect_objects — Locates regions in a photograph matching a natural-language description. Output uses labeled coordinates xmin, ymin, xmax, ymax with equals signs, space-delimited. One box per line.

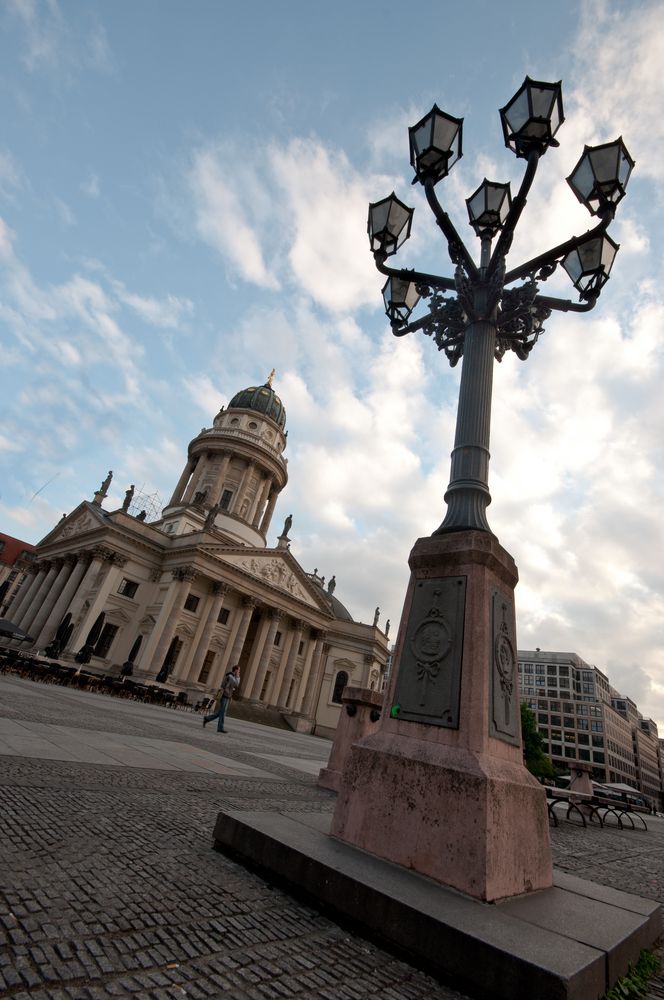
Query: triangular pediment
xmin=201 ymin=545 xmax=330 ymax=614
xmin=38 ymin=501 xmax=109 ymax=546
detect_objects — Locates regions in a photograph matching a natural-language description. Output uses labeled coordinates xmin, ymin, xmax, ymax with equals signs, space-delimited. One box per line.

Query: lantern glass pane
xmin=412 ymin=120 xmax=431 ymax=156
xmin=468 ymin=189 xmax=485 ymax=219
xmin=530 ymin=86 xmax=555 ymax=120
xmin=601 ymin=238 xmax=618 ymax=271
xmin=506 ymin=89 xmax=529 ymax=132
xmin=563 ymin=250 xmax=583 ymax=283
xmin=578 ymin=238 xmax=601 ymax=271
xmin=486 ymin=186 xmax=503 ymax=212
xmin=370 ymin=201 xmax=389 ymax=235
xmin=433 ymin=114 xmax=458 ymax=152
xmin=571 ymin=157 xmax=594 ymax=199
xmin=591 ymin=145 xmax=619 ymax=184
xmin=618 ymin=147 xmax=633 ymax=186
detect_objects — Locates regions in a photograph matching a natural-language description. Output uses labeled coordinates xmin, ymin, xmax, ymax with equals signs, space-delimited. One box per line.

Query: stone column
xmin=300 ymin=632 xmax=328 ymax=718
xmin=30 ymin=557 xmax=76 ymax=648
xmin=20 ymin=562 xmax=60 ymax=636
xmin=35 ymin=555 xmax=90 ymax=649
xmin=7 ymin=565 xmax=41 ymax=626
xmin=249 ymin=609 xmax=283 ymax=701
xmin=250 ymin=475 xmax=271 ymax=527
xmin=181 ymin=582 xmax=229 ymax=683
xmin=146 ymin=566 xmax=198 ymax=677
xmin=259 ymin=489 xmax=279 ymax=535
xmin=65 ymin=548 xmax=109 ymax=640
xmin=212 ymin=453 xmax=232 ymax=506
xmin=277 ymin=620 xmax=305 ymax=709
xmin=232 ymin=461 xmax=255 ymax=516
xmin=224 ymin=596 xmax=257 ymax=691
xmin=169 ymin=459 xmax=195 ymax=506
xmin=70 ymin=553 xmax=128 ymax=654
xmin=182 ymin=458 xmax=203 ymax=503
xmin=266 ymin=623 xmax=295 ymax=704
xmin=241 ymin=612 xmax=270 ymax=697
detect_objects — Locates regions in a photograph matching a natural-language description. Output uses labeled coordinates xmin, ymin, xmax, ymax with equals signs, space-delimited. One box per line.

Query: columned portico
xmin=277 ymin=619 xmax=305 ymax=709
xmin=300 ymin=632 xmax=328 ymax=718
xmin=20 ymin=562 xmax=60 ymax=636
xmin=30 ymin=557 xmax=76 ymax=647
xmin=144 ymin=566 xmax=198 ymax=677
xmin=267 ymin=621 xmax=296 ymax=703
xmin=259 ymin=490 xmax=278 ymax=534
xmin=169 ymin=459 xmax=194 ymax=506
xmin=182 ymin=581 xmax=230 ymax=683
xmin=249 ymin=609 xmax=282 ymax=701
xmin=71 ymin=553 xmax=128 ymax=655
xmin=9 ymin=565 xmax=42 ymax=627
xmin=228 ymin=596 xmax=258 ymax=678
xmin=35 ymin=555 xmax=91 ymax=649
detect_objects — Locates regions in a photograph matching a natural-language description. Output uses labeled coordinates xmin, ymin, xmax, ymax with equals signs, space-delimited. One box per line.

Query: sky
xmin=1 ymin=0 xmax=664 ymax=722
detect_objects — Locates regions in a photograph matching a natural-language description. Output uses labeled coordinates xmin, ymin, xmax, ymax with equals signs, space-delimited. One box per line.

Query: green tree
xmin=520 ymin=702 xmax=555 ymax=780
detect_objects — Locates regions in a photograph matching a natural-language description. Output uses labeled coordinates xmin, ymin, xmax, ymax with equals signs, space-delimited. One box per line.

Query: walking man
xmin=203 ymin=665 xmax=241 ymax=733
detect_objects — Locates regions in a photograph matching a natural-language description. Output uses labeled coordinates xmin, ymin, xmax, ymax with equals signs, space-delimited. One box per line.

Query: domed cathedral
xmin=6 ymin=375 xmax=389 ymax=737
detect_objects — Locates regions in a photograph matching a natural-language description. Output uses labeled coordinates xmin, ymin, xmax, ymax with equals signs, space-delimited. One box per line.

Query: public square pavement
xmin=1 ymin=674 xmax=664 ymax=1000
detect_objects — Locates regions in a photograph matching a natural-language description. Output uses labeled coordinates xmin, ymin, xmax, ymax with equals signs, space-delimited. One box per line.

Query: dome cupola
xmin=228 ymin=374 xmax=286 ymax=429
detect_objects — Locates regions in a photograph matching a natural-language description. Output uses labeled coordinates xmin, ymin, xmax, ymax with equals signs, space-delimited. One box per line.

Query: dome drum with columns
xmin=5 ymin=377 xmax=388 ymax=736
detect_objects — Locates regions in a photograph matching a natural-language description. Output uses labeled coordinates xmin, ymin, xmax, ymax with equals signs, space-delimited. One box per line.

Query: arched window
xmin=332 ymin=670 xmax=349 ymax=704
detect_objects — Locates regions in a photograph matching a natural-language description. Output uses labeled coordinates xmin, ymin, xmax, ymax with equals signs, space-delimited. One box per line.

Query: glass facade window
xmin=538 ymin=713 xmax=548 ymax=724
xmin=577 ymin=719 xmax=589 ymax=731
xmin=564 ymin=717 xmax=575 ymax=729
xmin=547 ymin=664 xmax=557 ymax=675
xmin=591 ymin=721 xmax=603 ymax=732
xmin=577 ymin=733 xmax=590 ymax=745
xmin=592 ymin=735 xmax=604 ymax=747
xmin=593 ymin=751 xmax=605 ymax=763
xmin=535 ymin=664 xmax=545 ymax=674
xmin=578 ymin=749 xmax=591 ymax=761
xmin=524 ymin=664 xmax=534 ymax=674
xmin=550 ymin=701 xmax=560 ymax=712
xmin=564 ymin=747 xmax=576 ymax=758
xmin=535 ymin=677 xmax=545 ymax=686
xmin=551 ymin=715 xmax=561 ymax=726
xmin=559 ymin=666 xmax=569 ymax=676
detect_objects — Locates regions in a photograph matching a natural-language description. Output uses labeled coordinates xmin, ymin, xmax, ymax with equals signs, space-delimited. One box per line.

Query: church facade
xmin=6 ymin=379 xmax=389 ymax=736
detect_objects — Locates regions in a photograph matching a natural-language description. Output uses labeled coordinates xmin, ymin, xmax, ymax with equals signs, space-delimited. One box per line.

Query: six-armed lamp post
xmin=368 ymin=76 xmax=634 ymax=535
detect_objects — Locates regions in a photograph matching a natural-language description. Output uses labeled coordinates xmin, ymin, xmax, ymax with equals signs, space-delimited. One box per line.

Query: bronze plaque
xmin=490 ymin=590 xmax=519 ymax=745
xmin=392 ymin=576 xmax=466 ymax=728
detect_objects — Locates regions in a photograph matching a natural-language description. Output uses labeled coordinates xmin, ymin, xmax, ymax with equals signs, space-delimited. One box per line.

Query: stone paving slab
xmin=0 ymin=719 xmax=281 ymax=777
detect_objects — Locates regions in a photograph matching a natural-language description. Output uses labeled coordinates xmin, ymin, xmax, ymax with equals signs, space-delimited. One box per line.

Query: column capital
xmin=211 ymin=581 xmax=231 ymax=597
xmin=291 ymin=618 xmax=306 ymax=631
xmin=364 ymin=653 xmax=374 ymax=666
xmin=111 ymin=553 xmax=128 ymax=568
xmin=269 ymin=608 xmax=284 ymax=621
xmin=172 ymin=565 xmax=198 ymax=583
xmin=242 ymin=595 xmax=259 ymax=610
xmin=91 ymin=545 xmax=115 ymax=562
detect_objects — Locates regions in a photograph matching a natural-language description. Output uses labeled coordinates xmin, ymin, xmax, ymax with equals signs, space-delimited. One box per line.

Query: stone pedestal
xmin=330 ymin=530 xmax=552 ymax=903
xmin=318 ymin=686 xmax=382 ymax=793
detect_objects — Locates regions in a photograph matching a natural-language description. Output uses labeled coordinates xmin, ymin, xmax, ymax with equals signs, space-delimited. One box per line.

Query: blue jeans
xmin=204 ymin=696 xmax=230 ymax=732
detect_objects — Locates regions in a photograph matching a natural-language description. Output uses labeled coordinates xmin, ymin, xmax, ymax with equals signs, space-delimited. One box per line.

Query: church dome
xmin=228 ymin=382 xmax=286 ymax=429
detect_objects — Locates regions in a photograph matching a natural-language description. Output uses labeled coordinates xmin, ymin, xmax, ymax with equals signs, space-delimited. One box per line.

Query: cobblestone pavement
xmin=1 ymin=674 xmax=663 ymax=1000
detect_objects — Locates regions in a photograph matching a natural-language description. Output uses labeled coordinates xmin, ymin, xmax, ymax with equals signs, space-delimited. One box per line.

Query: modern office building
xmin=518 ymin=649 xmax=662 ymax=806
xmin=4 ymin=377 xmax=389 ymax=736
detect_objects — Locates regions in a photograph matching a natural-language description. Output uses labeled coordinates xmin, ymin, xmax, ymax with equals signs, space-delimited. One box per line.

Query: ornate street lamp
xmin=567 ymin=138 xmax=635 ymax=215
xmin=466 ymin=180 xmax=512 ymax=238
xmin=368 ymin=193 xmax=414 ymax=256
xmin=368 ymin=75 xmax=633 ymax=534
xmin=382 ymin=276 xmax=421 ymax=325
xmin=409 ymin=105 xmax=463 ymax=183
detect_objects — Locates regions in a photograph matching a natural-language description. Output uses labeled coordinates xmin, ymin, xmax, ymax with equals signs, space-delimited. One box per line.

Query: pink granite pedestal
xmin=330 ymin=530 xmax=553 ymax=903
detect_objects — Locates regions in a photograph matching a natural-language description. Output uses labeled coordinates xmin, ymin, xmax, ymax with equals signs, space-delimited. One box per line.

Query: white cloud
xmin=189 ymin=149 xmax=279 ymax=290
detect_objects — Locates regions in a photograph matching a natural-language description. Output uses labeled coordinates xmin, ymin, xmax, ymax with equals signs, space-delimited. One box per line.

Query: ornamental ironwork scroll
xmin=392 ymin=577 xmax=466 ymax=728
xmin=490 ymin=591 xmax=520 ymax=745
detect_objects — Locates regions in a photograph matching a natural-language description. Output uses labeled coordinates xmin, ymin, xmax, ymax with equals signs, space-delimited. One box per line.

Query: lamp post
xmin=367 ymin=75 xmax=633 ymax=536
xmin=332 ymin=78 xmax=635 ymax=903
